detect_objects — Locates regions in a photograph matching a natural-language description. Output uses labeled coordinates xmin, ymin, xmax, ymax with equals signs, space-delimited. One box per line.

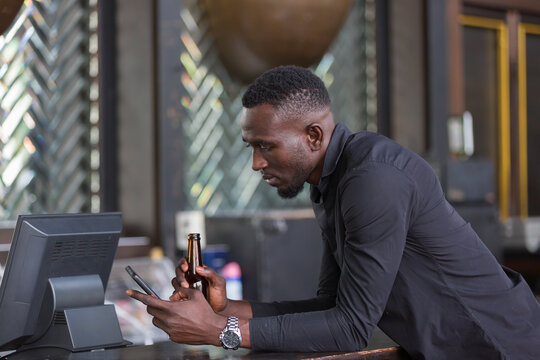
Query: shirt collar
xmin=320 ymin=122 xmax=352 ymax=179
xmin=311 ymin=123 xmax=352 ymax=199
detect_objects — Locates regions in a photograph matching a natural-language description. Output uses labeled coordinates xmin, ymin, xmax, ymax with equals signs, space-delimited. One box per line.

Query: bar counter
xmin=2 ymin=342 xmax=410 ymax=360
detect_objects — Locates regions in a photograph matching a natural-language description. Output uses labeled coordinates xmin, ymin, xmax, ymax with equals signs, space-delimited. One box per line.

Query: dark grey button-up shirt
xmin=249 ymin=123 xmax=540 ymax=359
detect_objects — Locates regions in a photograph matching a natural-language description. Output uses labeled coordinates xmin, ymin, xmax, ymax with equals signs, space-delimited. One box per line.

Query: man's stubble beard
xmin=276 ymin=148 xmax=312 ymax=199
xmin=277 ymin=183 xmax=305 ymax=199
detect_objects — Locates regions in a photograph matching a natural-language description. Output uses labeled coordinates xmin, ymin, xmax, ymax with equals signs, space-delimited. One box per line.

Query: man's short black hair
xmin=242 ymin=65 xmax=330 ymax=115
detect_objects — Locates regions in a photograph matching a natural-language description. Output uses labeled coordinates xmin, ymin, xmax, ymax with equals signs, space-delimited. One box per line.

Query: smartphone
xmin=125 ymin=265 xmax=161 ymax=299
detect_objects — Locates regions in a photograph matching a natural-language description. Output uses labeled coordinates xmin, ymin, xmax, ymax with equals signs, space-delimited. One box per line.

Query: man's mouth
xmin=262 ymin=173 xmax=278 ymax=186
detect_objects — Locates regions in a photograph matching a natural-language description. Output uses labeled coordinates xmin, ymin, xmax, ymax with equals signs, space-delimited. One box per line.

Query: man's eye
xmin=245 ymin=143 xmax=271 ymax=151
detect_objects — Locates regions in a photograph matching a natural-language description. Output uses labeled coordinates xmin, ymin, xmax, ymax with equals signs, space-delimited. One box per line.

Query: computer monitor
xmin=0 ymin=213 xmax=129 ymax=353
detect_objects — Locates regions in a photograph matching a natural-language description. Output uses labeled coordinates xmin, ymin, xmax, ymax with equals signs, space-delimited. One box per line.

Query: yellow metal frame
xmin=459 ymin=15 xmax=510 ymax=219
xmin=517 ymin=23 xmax=540 ymax=218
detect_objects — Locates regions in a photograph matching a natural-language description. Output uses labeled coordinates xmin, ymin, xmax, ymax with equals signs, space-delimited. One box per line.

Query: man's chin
xmin=277 ymin=185 xmax=304 ymax=199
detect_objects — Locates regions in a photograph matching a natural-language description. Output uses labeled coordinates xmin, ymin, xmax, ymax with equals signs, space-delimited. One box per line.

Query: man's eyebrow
xmin=242 ymin=138 xmax=273 ymax=146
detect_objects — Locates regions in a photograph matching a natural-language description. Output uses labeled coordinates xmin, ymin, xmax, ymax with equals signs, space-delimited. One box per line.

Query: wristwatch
xmin=219 ymin=316 xmax=242 ymax=350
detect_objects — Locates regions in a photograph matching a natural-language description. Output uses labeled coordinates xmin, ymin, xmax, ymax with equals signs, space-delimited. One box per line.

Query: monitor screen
xmin=0 ymin=213 xmax=128 ymax=353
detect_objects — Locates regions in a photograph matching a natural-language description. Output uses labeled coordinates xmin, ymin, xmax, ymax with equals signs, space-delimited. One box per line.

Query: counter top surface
xmin=1 ymin=342 xmax=410 ymax=360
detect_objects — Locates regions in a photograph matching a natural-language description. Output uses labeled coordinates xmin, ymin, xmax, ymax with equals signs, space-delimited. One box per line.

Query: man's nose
xmin=251 ymin=150 xmax=267 ymax=171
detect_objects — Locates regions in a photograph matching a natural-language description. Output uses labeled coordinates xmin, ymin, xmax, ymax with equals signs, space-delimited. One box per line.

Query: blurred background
xmin=0 ymin=0 xmax=539 ymax=345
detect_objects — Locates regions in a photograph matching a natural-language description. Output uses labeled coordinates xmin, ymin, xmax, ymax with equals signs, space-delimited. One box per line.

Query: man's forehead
xmin=242 ymin=105 xmax=296 ymax=128
xmin=241 ymin=117 xmax=284 ymax=145
xmin=241 ymin=128 xmax=275 ymax=144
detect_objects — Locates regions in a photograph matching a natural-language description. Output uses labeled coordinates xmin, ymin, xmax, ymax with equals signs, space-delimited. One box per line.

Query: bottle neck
xmin=187 ymin=239 xmax=203 ymax=270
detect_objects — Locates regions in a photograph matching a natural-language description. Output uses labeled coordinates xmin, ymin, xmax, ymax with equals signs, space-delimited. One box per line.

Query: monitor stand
xmin=19 ymin=275 xmax=131 ymax=352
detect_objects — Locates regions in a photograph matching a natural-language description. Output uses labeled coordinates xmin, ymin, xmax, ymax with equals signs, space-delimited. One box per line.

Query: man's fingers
xmin=173 ymin=286 xmax=200 ymax=300
xmin=175 ymin=265 xmax=183 ymax=279
xmin=152 ymin=317 xmax=168 ymax=333
xmin=171 ymin=278 xmax=181 ymax=291
xmin=179 ymin=258 xmax=188 ymax=272
xmin=169 ymin=291 xmax=189 ymax=301
xmin=196 ymin=265 xmax=224 ymax=287
xmin=176 ymin=258 xmax=188 ymax=275
xmin=195 ymin=265 xmax=212 ymax=278
xmin=172 ymin=275 xmax=189 ymax=289
xmin=126 ymin=289 xmax=164 ymax=307
xmin=147 ymin=304 xmax=169 ymax=319
xmin=175 ymin=260 xmax=190 ymax=288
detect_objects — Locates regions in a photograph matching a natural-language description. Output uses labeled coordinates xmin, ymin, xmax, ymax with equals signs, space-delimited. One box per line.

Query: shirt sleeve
xmin=250 ymin=164 xmax=415 ymax=351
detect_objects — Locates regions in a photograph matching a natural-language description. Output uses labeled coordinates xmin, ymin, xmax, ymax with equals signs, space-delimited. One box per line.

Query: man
xmin=128 ymin=65 xmax=540 ymax=359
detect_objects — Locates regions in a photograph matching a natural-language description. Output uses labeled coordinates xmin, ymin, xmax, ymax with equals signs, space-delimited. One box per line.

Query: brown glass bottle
xmin=185 ymin=233 xmax=208 ymax=298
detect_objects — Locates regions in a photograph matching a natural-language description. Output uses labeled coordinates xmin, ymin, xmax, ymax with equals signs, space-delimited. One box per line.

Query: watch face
xmin=222 ymin=330 xmax=241 ymax=348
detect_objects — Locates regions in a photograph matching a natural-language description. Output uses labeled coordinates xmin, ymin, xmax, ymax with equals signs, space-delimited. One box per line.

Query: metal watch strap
xmin=219 ymin=316 xmax=241 ymax=350
xmin=226 ymin=316 xmax=239 ymax=330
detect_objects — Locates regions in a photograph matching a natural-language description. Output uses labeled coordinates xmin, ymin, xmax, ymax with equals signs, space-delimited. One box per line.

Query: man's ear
xmin=306 ymin=124 xmax=324 ymax=151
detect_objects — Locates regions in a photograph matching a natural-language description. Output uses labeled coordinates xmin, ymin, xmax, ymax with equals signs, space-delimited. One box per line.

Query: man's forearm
xmin=218 ymin=300 xmax=253 ymax=349
xmin=250 ymin=295 xmax=336 ymax=317
xmin=219 ymin=299 xmax=253 ymax=319
xmin=239 ymin=317 xmax=251 ymax=348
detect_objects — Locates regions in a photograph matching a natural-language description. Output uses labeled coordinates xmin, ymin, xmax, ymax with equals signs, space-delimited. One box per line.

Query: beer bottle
xmin=185 ymin=233 xmax=208 ymax=298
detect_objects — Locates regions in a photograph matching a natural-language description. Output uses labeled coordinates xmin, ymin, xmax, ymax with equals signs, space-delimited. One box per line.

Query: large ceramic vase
xmin=202 ymin=0 xmax=353 ymax=84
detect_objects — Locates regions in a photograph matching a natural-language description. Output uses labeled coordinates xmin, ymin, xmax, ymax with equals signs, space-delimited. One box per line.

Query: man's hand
xmin=172 ymin=258 xmax=229 ymax=314
xmin=126 ymin=287 xmax=226 ymax=346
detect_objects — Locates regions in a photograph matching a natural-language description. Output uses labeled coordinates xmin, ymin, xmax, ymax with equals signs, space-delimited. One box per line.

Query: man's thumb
xmin=195 ymin=265 xmax=212 ymax=278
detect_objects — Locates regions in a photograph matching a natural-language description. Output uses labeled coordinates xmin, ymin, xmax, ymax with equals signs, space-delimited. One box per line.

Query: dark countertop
xmin=1 ymin=342 xmax=410 ymax=360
